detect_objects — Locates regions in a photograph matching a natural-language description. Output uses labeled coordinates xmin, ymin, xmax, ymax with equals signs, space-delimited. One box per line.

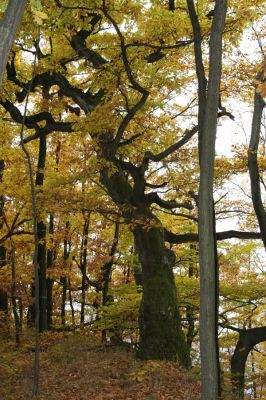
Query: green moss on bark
xmin=134 ymin=225 xmax=191 ymax=367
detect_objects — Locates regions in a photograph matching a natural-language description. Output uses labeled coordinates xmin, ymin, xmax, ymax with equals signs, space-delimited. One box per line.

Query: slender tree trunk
xmin=248 ymin=78 xmax=266 ymax=248
xmin=36 ymin=136 xmax=47 ymax=332
xmin=46 ymin=214 xmax=54 ymax=329
xmin=213 ymin=201 xmax=221 ymax=395
xmin=27 ymin=284 xmax=35 ymax=327
xmin=80 ymin=214 xmax=90 ymax=324
xmin=102 ymin=222 xmax=119 ymax=306
xmin=68 ymin=280 xmax=75 ymax=326
xmin=19 ymin=38 xmax=40 ymax=397
xmin=0 ymin=0 xmax=27 ymax=87
xmin=231 ymin=327 xmax=266 ymax=399
xmin=9 ymin=237 xmax=20 ymax=344
xmin=61 ymin=276 xmax=67 ymax=326
xmin=198 ymin=2 xmax=227 ymax=399
xmin=101 ymin=222 xmax=119 ymax=343
xmin=186 ymin=244 xmax=196 ymax=350
xmin=61 ymin=239 xmax=67 ymax=326
xmin=61 ymin=222 xmax=70 ymax=325
xmin=0 ymin=160 xmax=8 ymax=315
xmin=18 ymin=298 xmax=23 ymax=331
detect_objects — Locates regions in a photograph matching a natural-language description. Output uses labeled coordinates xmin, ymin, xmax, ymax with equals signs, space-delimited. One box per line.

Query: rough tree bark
xmin=134 ymin=218 xmax=190 ymax=365
xmin=0 ymin=0 xmax=27 ymax=87
xmin=101 ymin=166 xmax=190 ymax=365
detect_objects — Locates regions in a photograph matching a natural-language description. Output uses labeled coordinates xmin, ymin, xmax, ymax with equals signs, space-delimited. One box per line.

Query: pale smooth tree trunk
xmin=198 ymin=2 xmax=227 ymax=399
xmin=0 ymin=0 xmax=27 ymax=87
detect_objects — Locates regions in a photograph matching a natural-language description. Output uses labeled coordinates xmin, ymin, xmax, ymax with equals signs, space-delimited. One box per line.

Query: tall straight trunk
xmin=0 ymin=246 xmax=8 ymax=316
xmin=46 ymin=214 xmax=54 ymax=329
xmin=134 ymin=218 xmax=190 ymax=367
xmin=36 ymin=136 xmax=47 ymax=332
xmin=80 ymin=214 xmax=90 ymax=324
xmin=198 ymin=2 xmax=227 ymax=399
xmin=60 ymin=275 xmax=67 ymax=326
xmin=0 ymin=0 xmax=27 ymax=87
xmin=9 ymin=237 xmax=20 ymax=344
xmin=186 ymin=3 xmax=222 ymax=393
xmin=0 ymin=160 xmax=8 ymax=315
xmin=61 ymin=225 xmax=69 ymax=326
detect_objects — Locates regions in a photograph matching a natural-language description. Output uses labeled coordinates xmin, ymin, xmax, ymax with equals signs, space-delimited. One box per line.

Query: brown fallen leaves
xmin=0 ymin=332 xmax=200 ymax=400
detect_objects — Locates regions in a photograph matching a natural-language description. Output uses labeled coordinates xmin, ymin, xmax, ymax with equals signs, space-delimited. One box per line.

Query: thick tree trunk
xmin=134 ymin=220 xmax=190 ymax=366
xmin=101 ymin=167 xmax=190 ymax=365
xmin=0 ymin=0 xmax=27 ymax=87
xmin=231 ymin=327 xmax=266 ymax=399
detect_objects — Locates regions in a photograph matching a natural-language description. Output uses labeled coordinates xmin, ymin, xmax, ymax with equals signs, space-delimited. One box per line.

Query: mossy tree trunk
xmin=134 ymin=221 xmax=190 ymax=366
xmin=101 ymin=165 xmax=190 ymax=365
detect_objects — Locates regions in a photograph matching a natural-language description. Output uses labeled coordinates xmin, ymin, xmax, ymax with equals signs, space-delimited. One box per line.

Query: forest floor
xmin=0 ymin=330 xmax=202 ymax=400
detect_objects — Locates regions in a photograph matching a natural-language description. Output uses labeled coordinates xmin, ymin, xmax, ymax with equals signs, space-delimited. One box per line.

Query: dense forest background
xmin=0 ymin=1 xmax=265 ymax=399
